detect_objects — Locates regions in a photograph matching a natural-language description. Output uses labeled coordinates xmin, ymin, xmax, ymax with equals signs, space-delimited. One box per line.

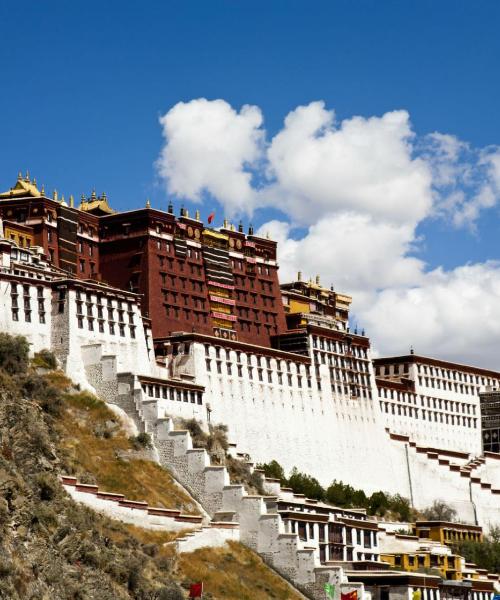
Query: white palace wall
xmin=376 ymin=361 xmax=493 ymax=455
xmin=0 ymin=278 xmax=53 ymax=353
xmin=164 ymin=339 xmax=409 ymax=495
xmin=155 ymin=339 xmax=500 ymax=530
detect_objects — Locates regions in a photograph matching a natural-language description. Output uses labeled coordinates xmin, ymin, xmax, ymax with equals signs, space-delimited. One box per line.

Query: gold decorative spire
xmin=91 ymin=189 xmax=97 ymax=200
xmin=0 ymin=173 xmax=41 ymax=199
xmin=69 ymin=194 xmax=74 ymax=208
xmin=53 ymin=189 xmax=58 ymax=201
xmin=185 ymin=208 xmax=189 ymax=218
xmin=223 ymin=218 xmax=228 ymax=229
xmin=41 ymin=184 xmax=45 ymax=195
xmin=145 ymin=198 xmax=151 ymax=208
xmin=17 ymin=171 xmax=22 ymax=181
xmin=25 ymin=170 xmax=30 ymax=183
xmin=195 ymin=209 xmax=200 ymax=220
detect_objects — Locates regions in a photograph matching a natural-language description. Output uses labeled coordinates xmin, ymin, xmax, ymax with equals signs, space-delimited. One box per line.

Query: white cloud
xmin=156 ymin=98 xmax=500 ymax=366
xmin=361 ymin=262 xmax=500 ymax=369
xmin=259 ymin=213 xmax=424 ymax=295
xmin=157 ymin=98 xmax=264 ymax=216
xmin=266 ymin=102 xmax=433 ymax=227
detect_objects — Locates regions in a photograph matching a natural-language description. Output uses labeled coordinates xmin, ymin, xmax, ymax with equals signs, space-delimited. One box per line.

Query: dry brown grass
xmin=56 ymin=391 xmax=199 ymax=514
xmin=177 ymin=541 xmax=304 ymax=600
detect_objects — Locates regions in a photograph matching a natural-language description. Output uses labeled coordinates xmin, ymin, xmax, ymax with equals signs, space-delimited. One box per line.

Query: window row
xmin=142 ymin=383 xmax=203 ymax=405
xmin=380 ymin=401 xmax=478 ymax=427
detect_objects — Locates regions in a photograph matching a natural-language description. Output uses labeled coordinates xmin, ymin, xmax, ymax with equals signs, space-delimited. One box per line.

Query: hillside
xmin=0 ymin=334 xmax=304 ymax=599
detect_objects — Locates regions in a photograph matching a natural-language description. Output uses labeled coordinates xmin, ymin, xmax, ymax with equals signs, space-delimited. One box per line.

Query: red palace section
xmin=0 ymin=179 xmax=287 ymax=346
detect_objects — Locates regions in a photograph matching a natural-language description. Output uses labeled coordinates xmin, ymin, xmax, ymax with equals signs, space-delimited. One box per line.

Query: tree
xmin=458 ymin=526 xmax=500 ymax=574
xmin=287 ymin=467 xmax=325 ymax=501
xmin=325 ymin=480 xmax=352 ymax=507
xmin=423 ymin=500 xmax=457 ymax=522
xmin=0 ymin=333 xmax=29 ymax=375
xmin=390 ymin=494 xmax=412 ymax=522
xmin=258 ymin=460 xmax=287 ymax=484
xmin=368 ymin=491 xmax=390 ymax=516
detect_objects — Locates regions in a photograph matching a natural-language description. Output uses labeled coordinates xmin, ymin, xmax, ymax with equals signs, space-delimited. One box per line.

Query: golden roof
xmin=79 ymin=190 xmax=115 ymax=215
xmin=0 ymin=172 xmax=42 ymax=199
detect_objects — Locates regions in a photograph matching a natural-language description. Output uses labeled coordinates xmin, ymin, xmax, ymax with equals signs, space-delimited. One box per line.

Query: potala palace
xmin=1 ymin=173 xmax=499 ymax=600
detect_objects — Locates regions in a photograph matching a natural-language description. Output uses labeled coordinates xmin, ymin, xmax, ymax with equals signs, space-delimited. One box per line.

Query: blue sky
xmin=2 ymin=1 xmax=500 ymax=364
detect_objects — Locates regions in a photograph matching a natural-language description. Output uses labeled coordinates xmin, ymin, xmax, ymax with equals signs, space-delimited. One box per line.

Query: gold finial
xmin=185 ymin=208 xmax=189 ymax=218
xmin=53 ymin=189 xmax=58 ymax=201
xmin=41 ymin=184 xmax=45 ymax=195
xmin=230 ymin=223 xmax=235 ymax=231
xmin=298 ymin=271 xmax=302 ymax=282
xmin=60 ymin=194 xmax=68 ymax=207
xmin=81 ymin=193 xmax=86 ymax=202
xmin=91 ymin=189 xmax=97 ymax=200
xmin=17 ymin=171 xmax=22 ymax=181
xmin=25 ymin=170 xmax=30 ymax=183
xmin=195 ymin=209 xmax=200 ymax=220
xmin=61 ymin=194 xmax=65 ymax=203
xmin=101 ymin=191 xmax=107 ymax=201
xmin=32 ymin=177 xmax=37 ymax=187
xmin=223 ymin=218 xmax=228 ymax=229
xmin=316 ymin=275 xmax=320 ymax=285
xmin=70 ymin=194 xmax=74 ymax=208
xmin=145 ymin=198 xmax=151 ymax=208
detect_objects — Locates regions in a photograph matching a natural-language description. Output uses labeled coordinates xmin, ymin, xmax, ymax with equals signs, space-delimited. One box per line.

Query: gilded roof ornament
xmin=79 ymin=190 xmax=115 ymax=215
xmin=0 ymin=173 xmax=41 ymax=199
xmin=145 ymin=198 xmax=151 ymax=208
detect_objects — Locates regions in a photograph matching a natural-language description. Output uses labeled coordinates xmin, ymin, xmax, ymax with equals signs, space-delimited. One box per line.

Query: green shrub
xmin=130 ymin=432 xmax=152 ymax=449
xmin=35 ymin=473 xmax=59 ymax=501
xmin=0 ymin=333 xmax=29 ymax=375
xmin=258 ymin=460 xmax=287 ymax=483
xmin=287 ymin=467 xmax=324 ymax=501
xmin=181 ymin=418 xmax=209 ymax=448
xmin=32 ymin=349 xmax=57 ymax=370
xmin=458 ymin=526 xmax=500 ymax=573
xmin=21 ymin=374 xmax=63 ymax=416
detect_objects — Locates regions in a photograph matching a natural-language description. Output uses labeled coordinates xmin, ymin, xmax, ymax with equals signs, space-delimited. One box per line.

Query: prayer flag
xmin=189 ymin=582 xmax=203 ymax=598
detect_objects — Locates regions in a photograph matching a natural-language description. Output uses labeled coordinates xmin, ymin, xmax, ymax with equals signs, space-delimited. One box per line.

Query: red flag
xmin=189 ymin=582 xmax=203 ymax=598
xmin=341 ymin=591 xmax=358 ymax=600
xmin=207 ymin=211 xmax=215 ymax=224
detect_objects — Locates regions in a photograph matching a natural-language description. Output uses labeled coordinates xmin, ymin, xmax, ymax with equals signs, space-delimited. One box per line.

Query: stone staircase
xmin=152 ymin=417 xmax=358 ymax=600
xmin=101 ymin=377 xmax=352 ymax=598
